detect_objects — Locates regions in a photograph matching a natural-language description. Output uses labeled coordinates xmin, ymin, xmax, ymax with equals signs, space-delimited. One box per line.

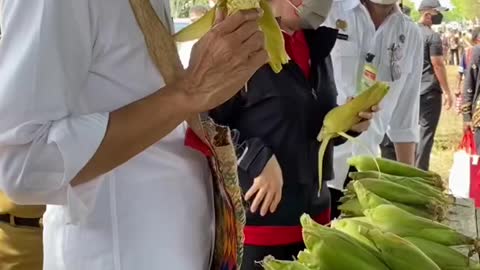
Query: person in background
xmin=417 ymin=0 xmax=453 ymax=171
xmin=209 ymin=0 xmax=377 ymax=268
xmin=450 ymin=32 xmax=460 ymax=65
xmin=380 ymin=1 xmax=413 ymax=161
xmin=456 ymin=27 xmax=480 ymax=113
xmin=178 ymin=5 xmax=209 ymax=67
xmin=442 ymin=30 xmax=451 ymax=65
xmin=462 ymin=30 xmax=480 ymax=149
xmin=0 ymin=0 xmax=268 ymax=269
xmin=324 ymin=0 xmax=424 ymax=219
xmin=0 ymin=192 xmax=44 ymax=270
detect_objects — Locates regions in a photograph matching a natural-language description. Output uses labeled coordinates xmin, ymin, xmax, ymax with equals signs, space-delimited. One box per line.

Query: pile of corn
xmin=262 ymin=156 xmax=480 ymax=270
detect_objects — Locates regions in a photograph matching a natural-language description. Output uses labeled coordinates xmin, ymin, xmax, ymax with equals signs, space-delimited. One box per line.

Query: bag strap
xmin=129 ymin=0 xmax=207 ymax=141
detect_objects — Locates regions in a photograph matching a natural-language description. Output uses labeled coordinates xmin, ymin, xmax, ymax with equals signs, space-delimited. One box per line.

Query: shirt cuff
xmin=49 ymin=113 xmax=109 ymax=223
xmin=387 ymin=125 xmax=420 ymax=143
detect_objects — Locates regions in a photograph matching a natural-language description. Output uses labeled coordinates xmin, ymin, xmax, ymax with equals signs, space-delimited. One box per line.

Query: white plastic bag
xmin=449 ymin=150 xmax=473 ymax=198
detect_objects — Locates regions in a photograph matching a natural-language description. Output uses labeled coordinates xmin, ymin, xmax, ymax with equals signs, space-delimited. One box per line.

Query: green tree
xmin=171 ymin=0 xmax=209 ymax=18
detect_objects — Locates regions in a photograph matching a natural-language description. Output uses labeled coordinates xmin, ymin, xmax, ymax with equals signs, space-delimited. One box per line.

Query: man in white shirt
xmin=0 ymin=0 xmax=268 ymax=269
xmin=324 ymin=0 xmax=424 ymax=218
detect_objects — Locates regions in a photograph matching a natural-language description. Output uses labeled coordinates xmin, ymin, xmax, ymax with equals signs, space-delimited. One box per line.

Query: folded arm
xmin=0 ymin=0 xmax=194 ymax=206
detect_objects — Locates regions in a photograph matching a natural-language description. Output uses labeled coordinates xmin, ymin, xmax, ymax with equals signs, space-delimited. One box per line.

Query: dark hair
xmin=472 ymin=27 xmax=480 ymax=42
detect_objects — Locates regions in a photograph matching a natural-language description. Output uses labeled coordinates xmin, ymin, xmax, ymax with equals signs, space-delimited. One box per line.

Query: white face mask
xmin=369 ymin=0 xmax=398 ymax=5
xmin=286 ymin=0 xmax=334 ymax=29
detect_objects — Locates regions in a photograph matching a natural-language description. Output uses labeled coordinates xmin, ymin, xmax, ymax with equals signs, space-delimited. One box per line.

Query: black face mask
xmin=431 ymin=13 xmax=443 ymax=25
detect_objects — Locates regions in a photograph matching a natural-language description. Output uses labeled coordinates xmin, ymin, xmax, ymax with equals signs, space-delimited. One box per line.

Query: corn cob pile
xmin=262 ymin=156 xmax=480 ymax=270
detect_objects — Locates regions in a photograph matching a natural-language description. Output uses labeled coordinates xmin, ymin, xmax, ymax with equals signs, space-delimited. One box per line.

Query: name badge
xmin=337 ymin=33 xmax=349 ymax=41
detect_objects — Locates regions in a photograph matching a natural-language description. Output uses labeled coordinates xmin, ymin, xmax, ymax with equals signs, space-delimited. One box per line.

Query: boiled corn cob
xmin=365 ymin=205 xmax=476 ymax=247
xmin=317 ymin=82 xmax=389 ymax=193
xmin=359 ymin=228 xmax=441 ymax=270
xmin=174 ymin=0 xmax=289 ymax=73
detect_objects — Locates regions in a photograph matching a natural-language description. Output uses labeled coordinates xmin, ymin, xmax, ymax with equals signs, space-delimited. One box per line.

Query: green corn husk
xmin=405 ymin=237 xmax=480 ymax=269
xmin=261 ymin=256 xmax=310 ymax=270
xmin=347 ymin=156 xmax=443 ymax=187
xmin=364 ymin=205 xmax=476 ymax=247
xmin=338 ymin=197 xmax=364 ymax=217
xmin=300 ymin=214 xmax=389 ymax=270
xmin=359 ymin=227 xmax=441 ymax=270
xmin=353 ymin=181 xmax=440 ymax=220
xmin=349 ymin=171 xmax=448 ymax=193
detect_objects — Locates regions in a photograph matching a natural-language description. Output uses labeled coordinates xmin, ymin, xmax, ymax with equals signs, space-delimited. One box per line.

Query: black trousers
xmin=380 ymin=134 xmax=397 ymax=161
xmin=450 ymin=49 xmax=460 ymax=66
xmin=242 ymin=243 xmax=305 ymax=270
xmin=416 ymin=91 xmax=442 ymax=171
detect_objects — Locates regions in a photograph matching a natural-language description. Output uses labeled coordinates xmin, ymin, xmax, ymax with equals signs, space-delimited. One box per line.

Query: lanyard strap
xmin=129 ymin=0 xmax=208 ymax=142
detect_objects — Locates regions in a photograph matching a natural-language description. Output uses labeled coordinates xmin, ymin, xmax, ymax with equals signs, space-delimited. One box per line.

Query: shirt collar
xmin=334 ymin=0 xmax=362 ymax=11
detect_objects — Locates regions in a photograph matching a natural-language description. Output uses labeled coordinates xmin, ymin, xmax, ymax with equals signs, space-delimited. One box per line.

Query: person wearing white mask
xmin=209 ymin=0 xmax=378 ymax=268
xmin=323 ymin=0 xmax=424 ymax=219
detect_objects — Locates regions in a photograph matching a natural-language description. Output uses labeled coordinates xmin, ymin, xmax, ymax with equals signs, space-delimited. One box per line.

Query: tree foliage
xmin=171 ymin=0 xmax=209 ymax=18
xmin=402 ymin=0 xmax=480 ymax=23
xmin=170 ymin=0 xmax=480 ymax=21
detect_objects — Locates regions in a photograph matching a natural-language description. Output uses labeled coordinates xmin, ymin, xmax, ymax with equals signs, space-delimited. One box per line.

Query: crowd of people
xmin=0 ymin=0 xmax=480 ymax=270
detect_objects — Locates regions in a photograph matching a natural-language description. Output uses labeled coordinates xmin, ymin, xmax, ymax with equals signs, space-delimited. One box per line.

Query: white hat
xmin=369 ymin=0 xmax=398 ymax=5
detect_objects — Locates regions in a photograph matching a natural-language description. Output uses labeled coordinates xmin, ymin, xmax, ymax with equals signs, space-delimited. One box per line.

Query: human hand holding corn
xmin=182 ymin=9 xmax=268 ymax=112
xmin=245 ymin=155 xmax=283 ymax=216
xmin=344 ymin=97 xmax=380 ymax=134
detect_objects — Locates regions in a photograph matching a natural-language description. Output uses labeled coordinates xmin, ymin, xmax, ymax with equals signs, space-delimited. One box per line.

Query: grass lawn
xmin=430 ymin=65 xmax=464 ymax=180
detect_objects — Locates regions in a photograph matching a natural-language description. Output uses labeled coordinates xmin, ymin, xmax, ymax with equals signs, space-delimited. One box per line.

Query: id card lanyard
xmin=358 ymin=53 xmax=378 ymax=93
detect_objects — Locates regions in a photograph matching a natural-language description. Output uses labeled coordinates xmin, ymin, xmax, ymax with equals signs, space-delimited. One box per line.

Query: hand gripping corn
xmin=317 ymin=82 xmax=389 ymax=194
xmin=174 ymin=0 xmax=289 ymax=73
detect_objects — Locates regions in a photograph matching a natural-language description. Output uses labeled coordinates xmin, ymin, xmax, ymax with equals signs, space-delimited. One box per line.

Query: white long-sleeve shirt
xmin=323 ymin=0 xmax=423 ymax=190
xmin=0 ymin=1 xmax=215 ymax=269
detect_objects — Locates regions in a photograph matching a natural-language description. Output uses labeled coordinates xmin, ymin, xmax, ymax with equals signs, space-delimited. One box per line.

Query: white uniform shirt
xmin=0 ymin=1 xmax=215 ymax=269
xmin=324 ymin=0 xmax=423 ymax=190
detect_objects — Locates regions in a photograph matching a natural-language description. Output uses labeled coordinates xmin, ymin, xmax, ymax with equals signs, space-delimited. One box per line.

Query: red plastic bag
xmin=458 ymin=129 xmax=477 ymax=155
xmin=458 ymin=129 xmax=480 ymax=207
